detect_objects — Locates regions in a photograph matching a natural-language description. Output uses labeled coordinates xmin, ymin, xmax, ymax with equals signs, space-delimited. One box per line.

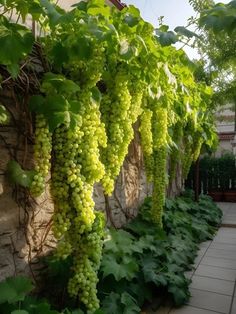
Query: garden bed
xmin=0 ymin=192 xmax=222 ymax=314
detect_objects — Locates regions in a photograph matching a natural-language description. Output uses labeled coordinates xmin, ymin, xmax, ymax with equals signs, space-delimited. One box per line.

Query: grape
xmin=140 ymin=108 xmax=154 ymax=181
xmin=49 ymin=84 xmax=107 ymax=311
xmin=101 ymin=69 xmax=140 ymax=195
xmin=30 ymin=114 xmax=52 ymax=197
xmin=151 ymin=107 xmax=168 ymax=226
xmin=169 ymin=122 xmax=183 ymax=183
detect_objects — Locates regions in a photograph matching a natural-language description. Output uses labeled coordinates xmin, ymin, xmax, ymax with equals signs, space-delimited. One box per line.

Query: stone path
xmin=157 ymin=202 xmax=236 ymax=314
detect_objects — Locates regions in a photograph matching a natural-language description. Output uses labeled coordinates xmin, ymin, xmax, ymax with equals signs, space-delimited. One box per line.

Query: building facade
xmin=215 ymin=104 xmax=236 ymax=156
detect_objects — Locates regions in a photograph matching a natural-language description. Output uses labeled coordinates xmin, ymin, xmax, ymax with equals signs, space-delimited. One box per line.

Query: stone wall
xmin=0 ymin=89 xmax=55 ymax=281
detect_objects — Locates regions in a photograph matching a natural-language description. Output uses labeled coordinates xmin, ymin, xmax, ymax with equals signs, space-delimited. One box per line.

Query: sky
xmin=123 ymin=0 xmax=230 ymax=59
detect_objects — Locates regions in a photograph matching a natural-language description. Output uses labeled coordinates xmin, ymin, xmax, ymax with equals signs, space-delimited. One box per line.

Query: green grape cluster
xmin=140 ymin=108 xmax=154 ymax=181
xmin=68 ymin=212 xmax=105 ymax=313
xmin=182 ymin=139 xmax=193 ymax=179
xmin=51 ymin=124 xmax=95 ymax=239
xmin=30 ymin=114 xmax=52 ymax=196
xmin=169 ymin=122 xmax=183 ymax=183
xmin=151 ymin=146 xmax=167 ymax=227
xmin=49 ymin=87 xmax=107 ymax=310
xmin=192 ymin=134 xmax=203 ymax=161
xmin=129 ymin=81 xmax=144 ymax=123
xmin=152 ymin=107 xmax=168 ymax=150
xmin=151 ymin=107 xmax=168 ymax=226
xmin=101 ymin=69 xmax=133 ymax=194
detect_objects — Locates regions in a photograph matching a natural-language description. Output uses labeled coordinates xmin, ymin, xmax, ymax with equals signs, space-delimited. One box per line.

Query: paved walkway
xmin=157 ymin=202 xmax=236 ymax=314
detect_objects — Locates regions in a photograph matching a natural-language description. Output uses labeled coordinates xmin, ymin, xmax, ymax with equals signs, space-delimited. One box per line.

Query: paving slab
xmin=230 ymin=298 xmax=236 ymax=314
xmin=201 ymin=256 xmax=236 ymax=269
xmin=188 ymin=288 xmax=231 ymax=313
xmin=217 ymin=228 xmax=236 ymax=234
xmin=190 ymin=275 xmax=235 ymax=296
xmin=194 ymin=265 xmax=236 ymax=281
xmin=205 ymin=248 xmax=236 ymax=259
xmin=210 ymin=243 xmax=236 ymax=251
xmin=169 ymin=305 xmax=221 ymax=314
xmin=212 ymin=237 xmax=236 ymax=245
xmin=214 ymin=234 xmax=236 ymax=240
xmin=199 ymin=241 xmax=212 ymax=249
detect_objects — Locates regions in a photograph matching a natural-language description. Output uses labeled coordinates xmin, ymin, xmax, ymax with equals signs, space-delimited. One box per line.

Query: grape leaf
xmin=104 ymin=229 xmax=135 ymax=254
xmin=155 ymin=30 xmax=178 ymax=46
xmin=119 ymin=39 xmax=136 ymax=60
xmin=0 ymin=104 xmax=9 ymax=124
xmin=23 ymin=297 xmax=59 ymax=314
xmin=140 ymin=254 xmax=164 ymax=285
xmin=101 ymin=293 xmax=122 ymax=314
xmin=101 ymin=255 xmax=138 ymax=281
xmin=39 ymin=0 xmax=62 ymax=26
xmin=174 ymin=26 xmax=200 ymax=39
xmin=29 ymin=95 xmax=81 ymax=131
xmin=168 ymin=284 xmax=190 ymax=306
xmin=0 ymin=276 xmax=33 ymax=304
xmin=7 ymin=161 xmax=36 ymax=188
xmin=0 ymin=17 xmax=34 ymax=77
xmin=41 ymin=73 xmax=80 ymax=95
xmin=121 ymin=292 xmax=141 ymax=314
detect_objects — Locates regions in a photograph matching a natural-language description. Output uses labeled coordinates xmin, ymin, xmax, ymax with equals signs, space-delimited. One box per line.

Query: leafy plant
xmin=97 ymin=193 xmax=222 ymax=311
xmin=0 ymin=276 xmax=59 ymax=314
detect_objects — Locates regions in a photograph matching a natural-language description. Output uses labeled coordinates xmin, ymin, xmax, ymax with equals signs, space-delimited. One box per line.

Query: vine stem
xmin=104 ymin=193 xmax=117 ymax=228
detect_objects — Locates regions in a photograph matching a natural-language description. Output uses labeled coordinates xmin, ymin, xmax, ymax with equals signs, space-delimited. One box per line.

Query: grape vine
xmin=0 ymin=0 xmax=217 ymax=311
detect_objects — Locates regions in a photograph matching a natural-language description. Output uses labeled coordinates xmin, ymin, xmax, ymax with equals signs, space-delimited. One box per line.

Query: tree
xmin=189 ymin=0 xmax=236 ymax=131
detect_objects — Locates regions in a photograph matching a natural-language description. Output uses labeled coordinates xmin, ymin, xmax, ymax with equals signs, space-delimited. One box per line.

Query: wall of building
xmin=215 ymin=104 xmax=236 ymax=156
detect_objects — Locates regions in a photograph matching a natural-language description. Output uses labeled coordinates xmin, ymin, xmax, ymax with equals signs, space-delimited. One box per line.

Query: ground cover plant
xmin=0 ymin=193 xmax=221 ymax=314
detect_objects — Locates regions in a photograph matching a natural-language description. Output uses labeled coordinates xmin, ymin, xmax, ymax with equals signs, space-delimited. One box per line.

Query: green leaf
xmin=101 ymin=292 xmax=122 ymax=314
xmin=42 ymin=73 xmax=80 ymax=95
xmin=7 ymin=161 xmax=36 ymax=188
xmin=140 ymin=254 xmax=164 ymax=285
xmin=174 ymin=26 xmax=200 ymax=39
xmin=119 ymin=39 xmax=136 ymax=60
xmin=71 ymin=1 xmax=88 ymax=11
xmin=29 ymin=94 xmax=81 ymax=131
xmin=0 ymin=104 xmax=10 ymax=124
xmin=87 ymin=5 xmax=110 ymax=17
xmin=11 ymin=311 xmax=29 ymax=314
xmin=29 ymin=95 xmax=45 ymax=114
xmin=104 ymin=229 xmax=135 ymax=254
xmin=22 ymin=296 xmax=60 ymax=314
xmin=0 ymin=276 xmax=33 ymax=304
xmin=39 ymin=0 xmax=62 ymax=26
xmin=168 ymin=284 xmax=190 ymax=306
xmin=101 ymin=255 xmax=138 ymax=281
xmin=156 ymin=31 xmax=178 ymax=46
xmin=91 ymin=86 xmax=102 ymax=104
xmin=121 ymin=292 xmax=141 ymax=314
xmin=0 ymin=17 xmax=34 ymax=77
xmin=6 ymin=64 xmax=20 ymax=79
xmin=124 ymin=14 xmax=140 ymax=27
xmin=70 ymin=37 xmax=93 ymax=61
